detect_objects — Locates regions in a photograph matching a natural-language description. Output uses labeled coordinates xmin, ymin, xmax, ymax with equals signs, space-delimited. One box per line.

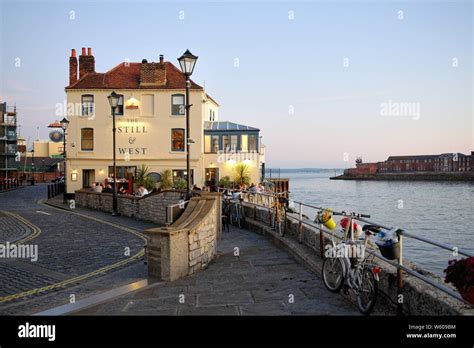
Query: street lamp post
xmin=108 ymin=91 xmax=120 ymax=216
xmin=60 ymin=117 xmax=69 ymax=203
xmin=31 ymin=149 xmax=35 ymax=186
xmin=178 ymin=50 xmax=198 ymax=200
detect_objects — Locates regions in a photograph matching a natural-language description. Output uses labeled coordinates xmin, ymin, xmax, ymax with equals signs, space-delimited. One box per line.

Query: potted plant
xmin=444 ymin=257 xmax=474 ymax=304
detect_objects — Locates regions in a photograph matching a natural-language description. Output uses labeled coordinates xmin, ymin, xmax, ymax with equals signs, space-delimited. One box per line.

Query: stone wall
xmin=75 ymin=189 xmax=185 ymax=225
xmin=242 ymin=203 xmax=474 ymax=316
xmin=145 ymin=194 xmax=220 ymax=281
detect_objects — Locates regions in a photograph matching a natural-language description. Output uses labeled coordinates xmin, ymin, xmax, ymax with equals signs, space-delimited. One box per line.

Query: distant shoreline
xmin=330 ymin=172 xmax=474 ymax=181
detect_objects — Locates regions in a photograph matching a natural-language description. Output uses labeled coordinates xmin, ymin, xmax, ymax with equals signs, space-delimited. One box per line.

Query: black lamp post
xmin=60 ymin=117 xmax=69 ymax=203
xmin=178 ymin=50 xmax=198 ymax=200
xmin=108 ymin=91 xmax=120 ymax=216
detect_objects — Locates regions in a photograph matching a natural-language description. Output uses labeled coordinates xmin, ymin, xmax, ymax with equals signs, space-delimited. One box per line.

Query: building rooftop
xmin=204 ymin=121 xmax=260 ymax=132
xmin=387 ymin=155 xmax=440 ymax=161
xmin=66 ymin=61 xmax=203 ymax=91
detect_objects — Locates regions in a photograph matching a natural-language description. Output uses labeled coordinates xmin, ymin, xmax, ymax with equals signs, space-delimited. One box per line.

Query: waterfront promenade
xmin=0 ymin=185 xmax=395 ymax=315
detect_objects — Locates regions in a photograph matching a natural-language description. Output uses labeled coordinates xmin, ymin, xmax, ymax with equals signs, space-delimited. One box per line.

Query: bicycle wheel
xmin=322 ymin=257 xmax=345 ymax=293
xmin=356 ymin=267 xmax=378 ymax=315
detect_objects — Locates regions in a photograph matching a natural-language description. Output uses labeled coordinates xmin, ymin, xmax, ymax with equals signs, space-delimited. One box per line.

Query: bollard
xmin=48 ymin=185 xmax=51 ymax=199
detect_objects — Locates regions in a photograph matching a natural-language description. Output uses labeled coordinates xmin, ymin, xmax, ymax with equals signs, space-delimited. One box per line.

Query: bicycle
xmin=270 ymin=193 xmax=288 ymax=236
xmin=321 ymin=211 xmax=382 ymax=315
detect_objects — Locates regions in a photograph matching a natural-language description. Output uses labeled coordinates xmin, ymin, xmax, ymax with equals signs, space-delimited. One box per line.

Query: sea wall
xmin=241 ymin=203 xmax=474 ymax=315
xmin=331 ymin=172 xmax=474 ymax=181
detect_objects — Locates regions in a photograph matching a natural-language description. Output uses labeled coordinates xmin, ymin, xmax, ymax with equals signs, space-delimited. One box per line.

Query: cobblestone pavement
xmin=0 ymin=185 xmax=154 ymax=314
xmin=0 ymin=211 xmax=33 ymax=243
xmin=78 ymin=226 xmax=394 ymax=315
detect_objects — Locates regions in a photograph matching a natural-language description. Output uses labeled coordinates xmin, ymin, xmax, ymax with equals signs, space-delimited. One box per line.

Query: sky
xmin=0 ymin=0 xmax=472 ymax=168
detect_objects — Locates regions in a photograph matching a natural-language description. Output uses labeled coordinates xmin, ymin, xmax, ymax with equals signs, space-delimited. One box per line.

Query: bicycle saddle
xmin=362 ymin=224 xmax=381 ymax=233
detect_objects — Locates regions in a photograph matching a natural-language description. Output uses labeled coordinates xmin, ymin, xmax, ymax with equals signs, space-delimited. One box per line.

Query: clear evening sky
xmin=1 ymin=0 xmax=472 ymax=168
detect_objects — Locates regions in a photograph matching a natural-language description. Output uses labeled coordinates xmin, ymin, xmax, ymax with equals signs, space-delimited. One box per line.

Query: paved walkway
xmin=77 ymin=226 xmax=364 ymax=315
xmin=0 ymin=185 xmax=154 ymax=314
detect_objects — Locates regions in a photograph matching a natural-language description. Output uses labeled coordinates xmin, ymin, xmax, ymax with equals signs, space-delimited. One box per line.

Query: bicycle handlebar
xmin=332 ymin=211 xmax=371 ymax=219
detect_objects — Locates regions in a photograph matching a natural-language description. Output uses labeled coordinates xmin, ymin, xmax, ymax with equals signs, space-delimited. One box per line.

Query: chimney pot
xmin=159 ymin=55 xmax=164 ymax=64
xmin=71 ymin=49 xmax=76 ymax=58
xmin=79 ymin=47 xmax=95 ymax=79
xmin=142 ymin=59 xmax=148 ymax=63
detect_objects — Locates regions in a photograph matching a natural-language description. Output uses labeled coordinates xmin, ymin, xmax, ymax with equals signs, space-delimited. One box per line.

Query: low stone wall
xmin=145 ymin=193 xmax=220 ymax=281
xmin=75 ymin=189 xmax=185 ymax=225
xmin=242 ymin=203 xmax=474 ymax=316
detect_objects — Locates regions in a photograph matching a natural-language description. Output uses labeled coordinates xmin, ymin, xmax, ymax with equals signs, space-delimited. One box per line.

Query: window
xmin=211 ymin=135 xmax=219 ymax=153
xmin=116 ymin=94 xmax=124 ymax=116
xmin=141 ymin=94 xmax=154 ymax=116
xmin=230 ymin=135 xmax=238 ymax=152
xmin=241 ymin=135 xmax=248 ymax=152
xmin=81 ymin=95 xmax=94 ymax=117
xmin=209 ymin=109 xmax=215 ymax=121
xmin=171 ymin=128 xmax=185 ymax=151
xmin=108 ymin=166 xmax=136 ymax=180
xmin=222 ymin=135 xmax=229 ymax=152
xmin=81 ymin=128 xmax=94 ymax=151
xmin=204 ymin=134 xmax=218 ymax=153
xmin=173 ymin=169 xmax=194 ymax=185
xmin=204 ymin=135 xmax=211 ymax=153
xmin=248 ymin=134 xmax=257 ymax=152
xmin=171 ymin=94 xmax=185 ymax=115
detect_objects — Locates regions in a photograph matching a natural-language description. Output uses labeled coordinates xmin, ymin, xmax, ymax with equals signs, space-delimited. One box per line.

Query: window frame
xmin=81 ymin=94 xmax=94 ymax=117
xmin=171 ymin=94 xmax=185 ymax=116
xmin=81 ymin=128 xmax=94 ymax=151
xmin=171 ymin=128 xmax=185 ymax=152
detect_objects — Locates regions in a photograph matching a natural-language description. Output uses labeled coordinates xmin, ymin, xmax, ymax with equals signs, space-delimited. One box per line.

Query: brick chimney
xmin=79 ymin=47 xmax=95 ymax=79
xmin=69 ymin=49 xmax=78 ymax=85
xmin=140 ymin=55 xmax=166 ymax=87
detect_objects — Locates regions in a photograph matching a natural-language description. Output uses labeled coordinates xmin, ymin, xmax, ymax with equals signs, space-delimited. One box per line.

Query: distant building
xmin=382 ymin=155 xmax=438 ymax=172
xmin=0 ymin=102 xmax=18 ymax=179
xmin=344 ymin=152 xmax=473 ymax=175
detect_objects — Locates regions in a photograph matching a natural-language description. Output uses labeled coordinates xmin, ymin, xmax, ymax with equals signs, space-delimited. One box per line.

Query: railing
xmin=165 ymin=200 xmax=190 ymax=225
xmin=47 ymin=182 xmax=64 ymax=199
xmin=238 ymin=191 xmax=474 ymax=310
xmin=0 ymin=179 xmax=21 ymax=192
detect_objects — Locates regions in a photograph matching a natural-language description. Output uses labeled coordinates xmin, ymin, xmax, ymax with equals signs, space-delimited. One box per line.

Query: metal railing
xmin=238 ymin=192 xmax=473 ymax=310
xmin=165 ymin=200 xmax=190 ymax=225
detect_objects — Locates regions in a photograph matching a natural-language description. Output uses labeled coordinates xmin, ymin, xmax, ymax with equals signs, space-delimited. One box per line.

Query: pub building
xmin=65 ymin=48 xmax=265 ymax=195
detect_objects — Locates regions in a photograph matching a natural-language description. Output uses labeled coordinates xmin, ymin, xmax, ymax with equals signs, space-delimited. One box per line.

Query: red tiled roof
xmin=66 ymin=62 xmax=203 ymax=90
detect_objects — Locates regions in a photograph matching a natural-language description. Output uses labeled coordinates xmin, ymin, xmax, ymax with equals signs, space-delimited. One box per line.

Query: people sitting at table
xmin=93 ymin=182 xmax=103 ymax=193
xmin=102 ymin=183 xmax=113 ymax=193
xmin=135 ymin=184 xmax=149 ymax=197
